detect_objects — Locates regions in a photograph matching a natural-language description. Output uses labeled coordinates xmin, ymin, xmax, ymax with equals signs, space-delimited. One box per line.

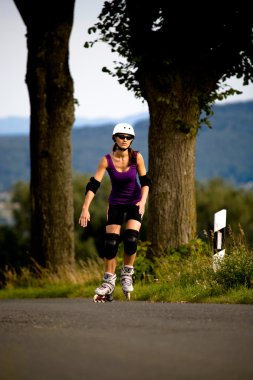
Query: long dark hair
xmin=112 ymin=144 xmax=137 ymax=165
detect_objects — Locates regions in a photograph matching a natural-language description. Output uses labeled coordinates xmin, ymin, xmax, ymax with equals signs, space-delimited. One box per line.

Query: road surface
xmin=0 ymin=299 xmax=253 ymax=380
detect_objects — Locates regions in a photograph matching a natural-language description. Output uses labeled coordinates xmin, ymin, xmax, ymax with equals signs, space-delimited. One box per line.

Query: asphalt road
xmin=0 ymin=299 xmax=253 ymax=380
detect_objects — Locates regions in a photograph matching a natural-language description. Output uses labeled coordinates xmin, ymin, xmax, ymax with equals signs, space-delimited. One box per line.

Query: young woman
xmin=79 ymin=123 xmax=151 ymax=302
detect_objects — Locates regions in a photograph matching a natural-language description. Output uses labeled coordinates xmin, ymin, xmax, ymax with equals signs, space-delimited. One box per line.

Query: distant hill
xmin=196 ymin=101 xmax=253 ymax=183
xmin=0 ymin=101 xmax=252 ymax=191
xmin=0 ymin=135 xmax=30 ymax=191
xmin=0 ymin=113 xmax=149 ymax=135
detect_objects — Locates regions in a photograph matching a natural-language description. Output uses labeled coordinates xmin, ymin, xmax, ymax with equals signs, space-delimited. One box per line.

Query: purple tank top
xmin=105 ymin=153 xmax=141 ymax=205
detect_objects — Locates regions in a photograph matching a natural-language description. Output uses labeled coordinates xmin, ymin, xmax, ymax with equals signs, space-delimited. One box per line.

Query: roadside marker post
xmin=213 ymin=209 xmax=227 ymax=271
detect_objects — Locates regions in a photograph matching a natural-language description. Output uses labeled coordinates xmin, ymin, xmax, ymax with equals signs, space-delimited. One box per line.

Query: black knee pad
xmin=123 ymin=229 xmax=139 ymax=255
xmin=104 ymin=233 xmax=120 ymax=260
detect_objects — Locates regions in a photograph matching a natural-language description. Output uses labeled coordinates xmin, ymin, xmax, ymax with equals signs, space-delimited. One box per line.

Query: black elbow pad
xmin=139 ymin=173 xmax=152 ymax=188
xmin=85 ymin=177 xmax=101 ymax=194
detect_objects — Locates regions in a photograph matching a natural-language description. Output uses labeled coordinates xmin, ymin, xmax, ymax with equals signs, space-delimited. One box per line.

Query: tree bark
xmin=14 ymin=0 xmax=75 ymax=270
xmin=143 ymin=76 xmax=198 ymax=256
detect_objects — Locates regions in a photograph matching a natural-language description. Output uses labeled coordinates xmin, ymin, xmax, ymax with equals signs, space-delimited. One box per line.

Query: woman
xmin=79 ymin=123 xmax=151 ymax=302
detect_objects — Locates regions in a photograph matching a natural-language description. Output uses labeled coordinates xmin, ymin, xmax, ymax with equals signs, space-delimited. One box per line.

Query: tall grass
xmin=212 ymin=225 xmax=253 ymax=289
xmin=1 ymin=227 xmax=253 ymax=303
xmin=0 ymin=258 xmax=103 ymax=299
xmin=143 ymin=226 xmax=253 ymax=303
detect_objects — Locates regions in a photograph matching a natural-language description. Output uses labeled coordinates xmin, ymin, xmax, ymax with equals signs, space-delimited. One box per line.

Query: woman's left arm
xmin=136 ymin=153 xmax=150 ymax=216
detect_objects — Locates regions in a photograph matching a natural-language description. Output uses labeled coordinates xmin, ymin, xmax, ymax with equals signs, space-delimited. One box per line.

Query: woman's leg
xmin=123 ymin=219 xmax=141 ymax=265
xmin=103 ymin=204 xmax=124 ymax=273
xmin=120 ymin=219 xmax=141 ymax=299
xmin=104 ymin=224 xmax=121 ymax=274
xmin=94 ymin=223 xmax=121 ymax=300
xmin=94 ymin=205 xmax=123 ymax=301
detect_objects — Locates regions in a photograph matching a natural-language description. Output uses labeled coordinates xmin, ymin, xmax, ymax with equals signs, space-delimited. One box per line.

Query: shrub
xmin=213 ymin=226 xmax=253 ymax=289
xmin=154 ymin=239 xmax=213 ymax=287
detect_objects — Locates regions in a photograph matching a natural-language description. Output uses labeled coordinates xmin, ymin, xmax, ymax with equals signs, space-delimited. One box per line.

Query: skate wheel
xmin=93 ymin=294 xmax=105 ymax=303
xmin=93 ymin=294 xmax=114 ymax=303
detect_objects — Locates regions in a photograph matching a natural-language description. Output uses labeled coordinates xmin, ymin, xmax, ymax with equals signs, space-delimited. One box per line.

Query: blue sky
xmin=1 ymin=0 xmax=253 ymax=123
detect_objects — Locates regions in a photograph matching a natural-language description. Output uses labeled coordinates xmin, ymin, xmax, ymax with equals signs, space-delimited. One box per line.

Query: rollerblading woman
xmin=79 ymin=123 xmax=151 ymax=302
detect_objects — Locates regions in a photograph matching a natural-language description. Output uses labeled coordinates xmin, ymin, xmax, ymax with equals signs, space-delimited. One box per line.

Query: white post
xmin=213 ymin=209 xmax=227 ymax=271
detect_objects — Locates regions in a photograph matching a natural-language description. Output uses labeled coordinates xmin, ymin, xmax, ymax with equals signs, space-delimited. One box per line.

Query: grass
xmin=1 ymin=268 xmax=253 ymax=304
xmin=1 ymin=280 xmax=253 ymax=304
xmin=0 ymin=259 xmax=103 ymax=300
xmin=1 ymin=232 xmax=253 ymax=304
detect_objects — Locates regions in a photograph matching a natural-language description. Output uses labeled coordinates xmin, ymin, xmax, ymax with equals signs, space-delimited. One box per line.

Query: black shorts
xmin=106 ymin=204 xmax=142 ymax=225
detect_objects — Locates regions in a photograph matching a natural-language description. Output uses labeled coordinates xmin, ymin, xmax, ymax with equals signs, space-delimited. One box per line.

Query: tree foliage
xmin=84 ymin=1 xmax=253 ymax=255
xmin=86 ymin=1 xmax=253 ymax=129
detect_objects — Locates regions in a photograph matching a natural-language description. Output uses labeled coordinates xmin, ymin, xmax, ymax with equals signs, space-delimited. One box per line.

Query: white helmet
xmin=112 ymin=123 xmax=135 ymax=138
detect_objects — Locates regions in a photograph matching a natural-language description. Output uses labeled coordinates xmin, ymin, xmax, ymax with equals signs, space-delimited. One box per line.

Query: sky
xmin=1 ymin=0 xmax=253 ymax=124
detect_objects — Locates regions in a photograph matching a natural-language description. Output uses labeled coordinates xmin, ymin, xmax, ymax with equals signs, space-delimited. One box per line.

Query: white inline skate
xmin=120 ymin=265 xmax=134 ymax=300
xmin=93 ymin=273 xmax=116 ymax=303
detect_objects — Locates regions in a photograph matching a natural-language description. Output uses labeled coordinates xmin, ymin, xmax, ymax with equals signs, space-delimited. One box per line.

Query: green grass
xmin=127 ymin=283 xmax=253 ymax=304
xmin=1 ymin=281 xmax=253 ymax=304
xmin=0 ymin=284 xmax=95 ymax=300
xmin=1 ymin=236 xmax=253 ymax=304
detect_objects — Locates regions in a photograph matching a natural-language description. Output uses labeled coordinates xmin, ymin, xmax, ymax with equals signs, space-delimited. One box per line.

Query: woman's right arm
xmin=79 ymin=156 xmax=108 ymax=228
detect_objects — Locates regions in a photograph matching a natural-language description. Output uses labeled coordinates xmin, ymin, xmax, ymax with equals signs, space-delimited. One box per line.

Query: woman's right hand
xmin=79 ymin=208 xmax=90 ymax=228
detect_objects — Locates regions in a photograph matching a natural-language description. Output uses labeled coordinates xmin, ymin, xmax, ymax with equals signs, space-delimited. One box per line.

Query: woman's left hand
xmin=136 ymin=201 xmax=145 ymax=218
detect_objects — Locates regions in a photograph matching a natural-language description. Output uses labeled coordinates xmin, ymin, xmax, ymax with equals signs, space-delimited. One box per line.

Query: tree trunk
xmin=14 ymin=1 xmax=75 ymax=270
xmin=143 ymin=77 xmax=198 ymax=257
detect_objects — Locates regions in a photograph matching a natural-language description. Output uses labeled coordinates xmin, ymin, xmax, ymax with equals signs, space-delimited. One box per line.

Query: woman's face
xmin=115 ymin=134 xmax=133 ymax=149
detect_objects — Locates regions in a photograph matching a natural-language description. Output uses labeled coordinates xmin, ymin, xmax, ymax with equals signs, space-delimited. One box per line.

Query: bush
xmin=153 ymin=231 xmax=253 ymax=295
xmin=213 ymin=226 xmax=253 ymax=289
xmin=154 ymin=239 xmax=213 ymax=287
xmin=214 ymin=248 xmax=253 ymax=289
